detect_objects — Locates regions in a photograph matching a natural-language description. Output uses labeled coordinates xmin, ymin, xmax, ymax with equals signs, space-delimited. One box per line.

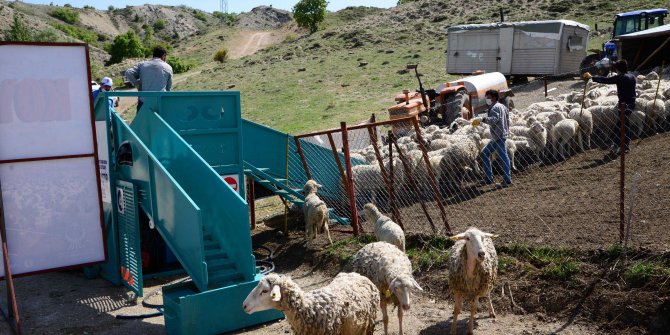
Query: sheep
xmin=438 ymin=133 xmax=482 ymax=191
xmin=568 ymin=108 xmax=594 ymax=149
xmin=363 ymin=203 xmax=405 ymax=252
xmin=509 ymin=121 xmax=547 ymax=164
xmin=587 ymin=105 xmax=619 ymax=146
xmin=303 ymin=180 xmax=333 ymax=245
xmin=447 ymin=227 xmax=498 ymax=335
xmin=242 ymin=272 xmax=379 ymax=335
xmin=479 ymin=138 xmax=517 ymax=171
xmin=552 ymin=119 xmax=582 ymax=160
xmin=641 ymin=99 xmax=667 ymax=133
xmin=351 ymin=241 xmax=423 ymax=335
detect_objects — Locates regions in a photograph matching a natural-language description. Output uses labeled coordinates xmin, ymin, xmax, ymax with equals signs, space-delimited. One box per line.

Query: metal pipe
xmin=341 ymin=122 xmax=359 ymax=236
xmin=247 ymin=177 xmax=256 ymax=230
xmin=327 ymin=133 xmax=346 ymax=186
xmin=619 ymin=103 xmax=626 ymax=244
xmin=544 ymin=76 xmax=548 ymax=97
xmin=390 ymin=132 xmax=437 ymax=234
xmin=293 ymin=137 xmax=311 ymax=180
xmin=411 ymin=118 xmax=451 ymax=234
xmin=387 ymin=130 xmax=403 ymax=229
xmin=294 ymin=116 xmax=417 ymax=138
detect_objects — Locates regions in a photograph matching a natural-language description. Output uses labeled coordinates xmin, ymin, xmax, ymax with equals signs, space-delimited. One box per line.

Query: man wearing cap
xmin=125 ymin=46 xmax=173 ymax=112
xmin=91 ymin=77 xmax=117 ymax=109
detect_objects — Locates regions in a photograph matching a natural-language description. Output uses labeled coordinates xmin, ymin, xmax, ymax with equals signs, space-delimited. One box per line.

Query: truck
xmin=445 ymin=20 xmax=590 ymax=79
xmin=581 ymin=8 xmax=668 ymax=76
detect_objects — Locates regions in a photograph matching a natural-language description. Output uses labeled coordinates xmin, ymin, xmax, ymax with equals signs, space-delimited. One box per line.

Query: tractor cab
xmin=613 ymin=9 xmax=668 ymax=38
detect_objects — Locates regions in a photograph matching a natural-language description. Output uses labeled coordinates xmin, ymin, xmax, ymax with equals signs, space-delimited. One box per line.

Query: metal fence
xmin=286 ymin=66 xmax=669 ymax=251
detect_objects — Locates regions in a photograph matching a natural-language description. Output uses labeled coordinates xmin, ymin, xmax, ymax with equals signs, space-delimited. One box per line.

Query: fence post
xmin=544 ymin=76 xmax=548 ymax=97
xmin=327 ymin=133 xmax=346 ymax=186
xmin=390 ymin=132 xmax=438 ymax=234
xmin=293 ymin=137 xmax=312 ymax=180
xmin=0 ymin=180 xmax=23 ymax=335
xmin=341 ymin=122 xmax=359 ymax=236
xmin=247 ymin=177 xmax=256 ymax=230
xmin=387 ymin=131 xmax=403 ymax=229
xmin=619 ymin=102 xmax=626 ymax=244
xmin=411 ymin=118 xmax=451 ymax=234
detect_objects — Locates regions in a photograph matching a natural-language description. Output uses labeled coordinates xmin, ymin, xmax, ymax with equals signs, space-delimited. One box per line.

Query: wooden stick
xmin=387 ymin=131 xmax=403 ymax=229
xmin=341 ymin=122 xmax=359 ymax=236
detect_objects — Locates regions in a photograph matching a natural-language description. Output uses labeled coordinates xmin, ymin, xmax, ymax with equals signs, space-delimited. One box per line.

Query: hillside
xmin=174 ymin=0 xmax=670 ymax=133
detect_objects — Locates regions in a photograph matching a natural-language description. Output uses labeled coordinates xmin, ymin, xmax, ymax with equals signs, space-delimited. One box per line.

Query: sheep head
xmin=303 ymin=179 xmax=322 ymax=195
xmin=362 ymin=203 xmax=381 ymax=223
xmin=388 ymin=274 xmax=423 ymax=311
xmin=450 ymin=227 xmax=497 ymax=277
xmin=243 ymin=273 xmax=283 ymax=314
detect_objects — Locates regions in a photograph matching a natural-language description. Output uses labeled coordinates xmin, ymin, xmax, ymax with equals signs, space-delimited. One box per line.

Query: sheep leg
xmin=380 ymin=296 xmax=389 ymax=335
xmin=322 ymin=217 xmax=333 ymax=245
xmin=397 ymin=304 xmax=404 ymax=335
xmin=468 ymin=298 xmax=478 ymax=335
xmin=487 ymin=293 xmax=496 ymax=318
xmin=451 ymin=294 xmax=462 ymax=335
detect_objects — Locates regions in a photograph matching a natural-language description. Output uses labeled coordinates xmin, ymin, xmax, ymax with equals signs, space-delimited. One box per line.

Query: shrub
xmin=194 ymin=11 xmax=207 ymax=22
xmin=54 ymin=23 xmax=97 ymax=44
xmin=167 ymin=56 xmax=194 ymax=74
xmin=83 ymin=5 xmax=94 ymax=10
xmin=213 ymin=11 xmax=238 ymax=26
xmin=213 ymin=48 xmax=228 ymax=63
xmin=293 ymin=0 xmax=327 ymax=33
xmin=153 ymin=19 xmax=166 ymax=30
xmin=51 ymin=7 xmax=79 ymax=24
xmin=4 ymin=14 xmax=32 ymax=41
xmin=108 ymin=5 xmax=115 ymax=11
xmin=107 ymin=30 xmax=145 ymax=64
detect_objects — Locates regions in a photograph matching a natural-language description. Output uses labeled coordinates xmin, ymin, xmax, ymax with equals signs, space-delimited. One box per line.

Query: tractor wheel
xmin=443 ymin=90 xmax=468 ymax=126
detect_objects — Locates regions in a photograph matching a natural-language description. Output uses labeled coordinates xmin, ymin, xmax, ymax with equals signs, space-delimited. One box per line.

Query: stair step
xmin=209 ymin=268 xmax=244 ymax=285
xmin=204 ymin=239 xmax=219 ymax=250
xmin=205 ymin=248 xmax=226 ymax=258
xmin=274 ymin=190 xmax=288 ymax=195
xmin=207 ymin=258 xmax=235 ymax=272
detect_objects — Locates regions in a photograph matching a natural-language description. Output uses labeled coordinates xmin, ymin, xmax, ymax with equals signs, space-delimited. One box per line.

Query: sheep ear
xmin=316 ymin=183 xmax=323 ymax=188
xmin=450 ymin=233 xmax=465 ymax=241
xmin=271 ymin=285 xmax=281 ymax=302
xmin=411 ymin=278 xmax=424 ymax=291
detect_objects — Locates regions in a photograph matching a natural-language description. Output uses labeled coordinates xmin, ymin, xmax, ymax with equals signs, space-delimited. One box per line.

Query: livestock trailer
xmin=446 ymin=20 xmax=590 ymax=76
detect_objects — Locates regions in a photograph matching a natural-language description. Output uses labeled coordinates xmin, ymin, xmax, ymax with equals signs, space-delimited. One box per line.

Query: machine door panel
xmin=116 ymin=180 xmax=143 ymax=297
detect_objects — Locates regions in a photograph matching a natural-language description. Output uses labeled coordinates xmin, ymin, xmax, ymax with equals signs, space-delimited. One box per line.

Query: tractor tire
xmin=442 ymin=90 xmax=468 ymax=126
xmin=580 ymin=54 xmax=608 ymax=79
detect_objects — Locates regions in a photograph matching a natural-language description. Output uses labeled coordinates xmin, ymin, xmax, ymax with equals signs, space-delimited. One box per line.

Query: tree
xmin=292 ymin=0 xmax=327 ymax=34
xmin=4 ymin=14 xmax=33 ymax=41
xmin=106 ymin=31 xmax=145 ymax=64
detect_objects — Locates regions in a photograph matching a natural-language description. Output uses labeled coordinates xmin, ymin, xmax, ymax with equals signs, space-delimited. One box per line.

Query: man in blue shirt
xmin=583 ymin=60 xmax=636 ymax=155
xmin=472 ymin=89 xmax=512 ymax=188
xmin=91 ymin=77 xmax=116 ymax=110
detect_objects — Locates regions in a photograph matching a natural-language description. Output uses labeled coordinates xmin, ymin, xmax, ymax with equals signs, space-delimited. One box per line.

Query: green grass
xmin=624 ymin=261 xmax=670 ymax=287
xmin=323 ymin=235 xmax=374 ymax=263
xmin=499 ymin=243 xmax=582 ymax=280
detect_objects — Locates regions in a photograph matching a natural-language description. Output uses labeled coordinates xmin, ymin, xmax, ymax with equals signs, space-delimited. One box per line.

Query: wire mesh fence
xmin=286 ymin=65 xmax=670 ymax=251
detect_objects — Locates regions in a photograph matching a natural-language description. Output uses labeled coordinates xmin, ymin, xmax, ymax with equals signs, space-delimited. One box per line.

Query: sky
xmin=18 ymin=1 xmax=398 ymax=14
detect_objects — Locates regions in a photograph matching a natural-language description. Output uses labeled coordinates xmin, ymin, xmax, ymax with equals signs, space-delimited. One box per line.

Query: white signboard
xmin=0 ymin=43 xmax=105 ymax=276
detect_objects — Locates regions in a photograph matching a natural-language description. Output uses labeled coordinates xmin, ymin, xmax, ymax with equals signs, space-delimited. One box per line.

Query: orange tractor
xmin=389 ymin=64 xmax=512 ymax=129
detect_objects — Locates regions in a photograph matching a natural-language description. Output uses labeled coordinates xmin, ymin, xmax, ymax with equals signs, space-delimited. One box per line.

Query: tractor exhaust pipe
xmin=406 ymin=64 xmax=428 ymax=111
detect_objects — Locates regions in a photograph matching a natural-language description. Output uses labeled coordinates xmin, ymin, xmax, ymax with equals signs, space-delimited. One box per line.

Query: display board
xmin=0 ymin=43 xmax=105 ymax=277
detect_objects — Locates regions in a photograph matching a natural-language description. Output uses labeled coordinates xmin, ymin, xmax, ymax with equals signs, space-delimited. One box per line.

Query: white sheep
xmin=447 ymin=227 xmax=498 ymax=335
xmin=552 ymin=119 xmax=582 ymax=160
xmin=303 ymin=180 xmax=332 ymax=245
xmin=509 ymin=121 xmax=547 ymax=164
xmin=641 ymin=99 xmax=667 ymax=133
xmin=363 ymin=203 xmax=405 ymax=252
xmin=351 ymin=241 xmax=423 ymax=335
xmin=568 ymin=108 xmax=594 ymax=150
xmin=438 ymin=133 xmax=482 ymax=190
xmin=242 ymin=272 xmax=379 ymax=335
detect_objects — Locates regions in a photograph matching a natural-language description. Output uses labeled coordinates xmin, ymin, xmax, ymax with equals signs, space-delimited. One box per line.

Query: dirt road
xmin=228 ymin=31 xmax=277 ymax=59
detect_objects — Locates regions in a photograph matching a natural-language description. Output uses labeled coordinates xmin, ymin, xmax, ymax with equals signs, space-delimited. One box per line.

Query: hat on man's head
xmin=101 ymin=77 xmax=113 ymax=87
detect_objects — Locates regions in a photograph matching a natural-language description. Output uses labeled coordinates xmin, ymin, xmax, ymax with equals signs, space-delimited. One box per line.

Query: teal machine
xmin=92 ymin=91 xmax=283 ymax=334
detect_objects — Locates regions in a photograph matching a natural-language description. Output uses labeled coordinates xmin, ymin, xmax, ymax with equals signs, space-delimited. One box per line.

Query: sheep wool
xmin=257 ymin=273 xmax=379 ymax=335
xmin=363 ymin=203 xmax=405 ymax=252
xmin=303 ymin=180 xmax=332 ymax=244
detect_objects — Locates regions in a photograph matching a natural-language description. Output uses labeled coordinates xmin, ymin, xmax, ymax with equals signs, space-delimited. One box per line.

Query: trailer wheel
xmin=443 ymin=90 xmax=468 ymax=126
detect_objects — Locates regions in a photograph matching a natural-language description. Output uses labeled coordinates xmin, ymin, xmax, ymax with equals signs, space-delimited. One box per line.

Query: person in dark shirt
xmin=583 ymin=60 xmax=637 ymax=155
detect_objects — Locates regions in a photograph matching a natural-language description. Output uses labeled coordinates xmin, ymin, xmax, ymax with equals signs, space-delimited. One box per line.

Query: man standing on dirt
xmin=472 ymin=89 xmax=512 ymax=188
xmin=125 ymin=46 xmax=173 ymax=112
xmin=583 ymin=60 xmax=636 ymax=156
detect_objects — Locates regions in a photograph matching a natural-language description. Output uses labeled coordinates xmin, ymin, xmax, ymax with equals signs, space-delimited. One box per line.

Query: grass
xmin=624 ymin=261 xmax=670 ymax=287
xmin=499 ymin=243 xmax=582 ymax=280
xmin=323 ymin=234 xmax=375 ymax=263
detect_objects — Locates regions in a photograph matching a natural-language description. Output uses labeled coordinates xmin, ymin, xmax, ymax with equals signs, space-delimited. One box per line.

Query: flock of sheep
xmin=243 ymin=180 xmax=499 ymax=335
xmin=242 ymin=70 xmax=670 ymax=334
xmin=348 ymin=70 xmax=670 ymax=196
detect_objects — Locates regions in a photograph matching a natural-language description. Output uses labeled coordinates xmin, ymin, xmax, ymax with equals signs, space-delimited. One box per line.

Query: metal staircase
xmin=243 ymin=162 xmax=350 ymax=225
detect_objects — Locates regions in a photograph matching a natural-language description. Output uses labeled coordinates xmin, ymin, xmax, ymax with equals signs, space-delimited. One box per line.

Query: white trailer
xmin=446 ymin=20 xmax=590 ymax=76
